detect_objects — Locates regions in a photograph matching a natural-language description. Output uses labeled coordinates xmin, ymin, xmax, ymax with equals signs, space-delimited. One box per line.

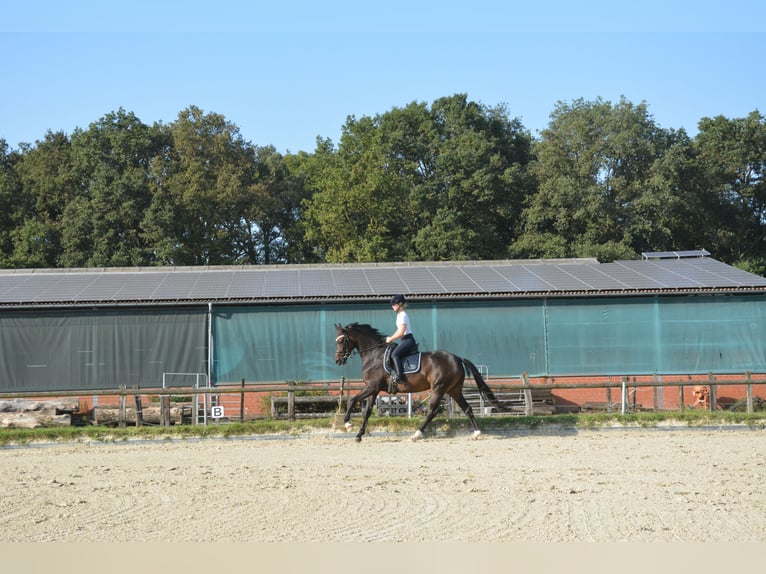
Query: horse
xmin=334 ymin=322 xmax=504 ymax=442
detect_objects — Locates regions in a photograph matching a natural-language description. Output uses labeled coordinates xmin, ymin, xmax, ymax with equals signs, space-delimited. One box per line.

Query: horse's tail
xmin=462 ymin=358 xmax=503 ymax=409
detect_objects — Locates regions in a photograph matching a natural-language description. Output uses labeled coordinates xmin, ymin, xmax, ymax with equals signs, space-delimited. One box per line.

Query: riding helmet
xmin=390 ymin=294 xmax=406 ymax=305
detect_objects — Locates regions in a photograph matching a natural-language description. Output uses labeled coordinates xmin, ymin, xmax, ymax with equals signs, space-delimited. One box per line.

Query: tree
xmin=301 ymin=116 xmax=401 ymax=262
xmin=142 ymin=106 xmax=254 ymax=265
xmin=413 ymin=95 xmax=532 ymax=260
xmin=0 ymin=140 xmax=22 ymax=266
xmin=9 ymin=131 xmax=77 ymax=267
xmin=635 ymin=129 xmax=715 ymax=255
xmin=56 ymin=109 xmax=168 ymax=267
xmin=232 ymin=145 xmax=309 ymax=264
xmin=694 ymin=111 xmax=766 ymax=270
xmin=514 ymin=97 xmax=672 ymax=261
xmin=302 ymin=94 xmax=533 ymax=262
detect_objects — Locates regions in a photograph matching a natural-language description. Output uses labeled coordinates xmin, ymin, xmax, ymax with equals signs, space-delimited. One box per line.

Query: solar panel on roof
xmin=298 ymin=269 xmax=338 ymax=297
xmin=429 ymin=267 xmax=482 ymax=293
xmin=330 ymin=269 xmax=372 ymax=296
xmin=33 ymin=275 xmax=93 ymax=301
xmin=106 ymin=274 xmax=165 ymax=300
xmin=262 ymin=269 xmax=301 ymax=297
xmin=608 ymin=261 xmax=672 ymax=288
xmin=567 ymin=264 xmax=630 ymax=290
xmin=361 ymin=268 xmax=408 ymax=294
xmin=682 ymin=258 xmax=766 ymax=287
xmin=642 ymin=249 xmax=711 ymax=259
xmin=482 ymin=266 xmax=524 ymax=291
xmin=187 ymin=271 xmax=234 ymax=298
xmin=499 ymin=265 xmax=557 ymax=291
xmin=459 ymin=265 xmax=519 ymax=291
xmin=395 ymin=267 xmax=446 ymax=293
xmin=642 ymin=261 xmax=703 ymax=287
xmin=0 ymin=275 xmax=36 ymax=303
xmin=1 ymin=257 xmax=765 ymax=307
xmin=152 ymin=273 xmax=199 ymax=299
xmin=532 ymin=265 xmax=592 ymax=290
xmin=227 ymin=271 xmax=265 ymax=298
xmin=62 ymin=274 xmax=124 ymax=301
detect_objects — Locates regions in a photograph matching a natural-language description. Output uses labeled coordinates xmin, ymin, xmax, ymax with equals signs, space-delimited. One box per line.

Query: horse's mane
xmin=345 ymin=322 xmax=386 ymax=342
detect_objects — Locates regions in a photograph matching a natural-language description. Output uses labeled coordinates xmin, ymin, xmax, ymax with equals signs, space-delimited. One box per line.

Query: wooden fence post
xmin=606 ymin=385 xmax=612 ymax=412
xmin=134 ymin=385 xmax=144 ymax=427
xmin=521 ymin=372 xmax=533 ymax=416
xmin=287 ymin=381 xmax=296 ymax=421
xmin=746 ymin=371 xmax=754 ymax=414
xmin=118 ymin=386 xmax=127 ymax=428
xmin=708 ymin=372 xmax=717 ymax=411
xmin=160 ymin=395 xmax=171 ymax=426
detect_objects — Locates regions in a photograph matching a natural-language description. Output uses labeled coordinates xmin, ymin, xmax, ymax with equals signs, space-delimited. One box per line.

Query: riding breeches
xmin=391 ymin=334 xmax=416 ymax=378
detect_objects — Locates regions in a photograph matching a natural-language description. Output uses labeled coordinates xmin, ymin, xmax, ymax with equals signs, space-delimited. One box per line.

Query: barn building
xmin=2 ymin=250 xmax=766 ymax=407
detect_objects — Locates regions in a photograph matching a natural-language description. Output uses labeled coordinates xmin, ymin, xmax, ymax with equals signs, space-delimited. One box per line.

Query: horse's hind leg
xmin=451 ymin=392 xmax=482 ymax=439
xmin=411 ymin=389 xmax=446 ymax=441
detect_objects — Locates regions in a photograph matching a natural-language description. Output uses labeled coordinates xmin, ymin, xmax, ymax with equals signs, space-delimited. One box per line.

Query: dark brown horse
xmin=334 ymin=322 xmax=503 ymax=442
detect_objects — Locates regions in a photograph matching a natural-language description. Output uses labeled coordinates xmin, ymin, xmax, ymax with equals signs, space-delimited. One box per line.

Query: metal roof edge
xmin=2 ymin=285 xmax=766 ymax=311
xmin=0 ymin=257 xmax=601 ymax=276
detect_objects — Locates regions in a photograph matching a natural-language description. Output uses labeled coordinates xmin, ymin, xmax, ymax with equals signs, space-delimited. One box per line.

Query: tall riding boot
xmin=389 ymin=361 xmax=402 ymax=394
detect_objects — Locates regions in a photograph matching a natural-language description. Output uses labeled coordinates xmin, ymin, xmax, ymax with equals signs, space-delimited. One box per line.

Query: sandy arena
xmin=1 ymin=427 xmax=764 ymax=542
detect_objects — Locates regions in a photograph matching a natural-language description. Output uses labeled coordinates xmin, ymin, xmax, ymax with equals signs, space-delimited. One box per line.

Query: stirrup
xmin=388 ymin=375 xmax=398 ymax=394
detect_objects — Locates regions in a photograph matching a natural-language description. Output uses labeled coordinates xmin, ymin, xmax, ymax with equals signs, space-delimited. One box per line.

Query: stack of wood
xmin=462 ymin=386 xmax=556 ymax=416
xmin=0 ymin=399 xmax=78 ymax=428
xmin=497 ymin=387 xmax=556 ymax=415
xmin=93 ymin=401 xmax=187 ymax=426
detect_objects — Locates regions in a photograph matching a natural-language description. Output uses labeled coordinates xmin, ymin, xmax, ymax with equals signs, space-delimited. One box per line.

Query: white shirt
xmin=396 ymin=310 xmax=412 ymax=336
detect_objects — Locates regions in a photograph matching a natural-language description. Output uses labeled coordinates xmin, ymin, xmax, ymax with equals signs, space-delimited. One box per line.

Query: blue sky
xmin=2 ymin=1 xmax=765 ymax=154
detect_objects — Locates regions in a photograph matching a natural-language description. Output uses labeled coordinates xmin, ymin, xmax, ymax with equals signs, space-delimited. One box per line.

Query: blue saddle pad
xmin=383 ymin=346 xmax=422 ymax=375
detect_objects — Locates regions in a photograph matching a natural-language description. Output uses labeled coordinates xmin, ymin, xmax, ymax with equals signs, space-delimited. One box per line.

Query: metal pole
xmin=621 ymin=377 xmax=627 ymax=415
xmin=240 ymin=378 xmax=245 ymax=421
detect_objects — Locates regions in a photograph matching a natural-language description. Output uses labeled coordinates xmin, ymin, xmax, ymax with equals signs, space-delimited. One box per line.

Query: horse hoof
xmin=471 ymin=430 xmax=482 ymax=439
xmin=344 ymin=422 xmax=353 ymax=432
xmin=354 ymin=435 xmax=362 ymax=443
xmin=410 ymin=430 xmax=424 ymax=442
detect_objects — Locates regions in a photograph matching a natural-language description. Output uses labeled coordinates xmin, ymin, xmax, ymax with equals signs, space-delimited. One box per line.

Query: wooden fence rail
xmin=2 ymin=372 xmax=765 ymax=426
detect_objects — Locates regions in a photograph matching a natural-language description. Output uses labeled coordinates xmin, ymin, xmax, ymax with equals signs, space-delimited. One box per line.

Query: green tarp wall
xmin=0 ymin=308 xmax=207 ymax=392
xmin=2 ymin=294 xmax=765 ymax=392
xmin=213 ymin=295 xmax=766 ymax=384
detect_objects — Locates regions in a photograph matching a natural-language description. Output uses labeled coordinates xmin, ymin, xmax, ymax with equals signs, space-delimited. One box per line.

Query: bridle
xmin=335 ymin=332 xmax=388 ymax=364
xmin=335 ymin=333 xmax=354 ymax=363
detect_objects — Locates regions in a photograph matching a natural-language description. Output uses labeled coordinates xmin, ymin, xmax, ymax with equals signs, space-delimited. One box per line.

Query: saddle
xmin=383 ymin=344 xmax=422 ymax=375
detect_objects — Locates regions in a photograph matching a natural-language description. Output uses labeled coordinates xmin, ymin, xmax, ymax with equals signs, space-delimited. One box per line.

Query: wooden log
xmin=0 ymin=412 xmax=72 ymax=428
xmin=94 ymin=406 xmax=183 ymax=425
xmin=0 ymin=398 xmax=80 ymax=414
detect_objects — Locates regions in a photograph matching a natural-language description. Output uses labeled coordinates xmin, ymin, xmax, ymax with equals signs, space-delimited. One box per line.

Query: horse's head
xmin=334 ymin=322 xmax=386 ymax=365
xmin=334 ymin=323 xmax=356 ymax=365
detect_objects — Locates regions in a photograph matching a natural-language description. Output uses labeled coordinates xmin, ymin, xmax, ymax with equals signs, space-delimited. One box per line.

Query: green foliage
xmin=1 ymin=97 xmax=765 ymax=269
xmin=516 ymin=97 xmax=672 ymax=261
xmin=301 ymin=94 xmax=533 ymax=262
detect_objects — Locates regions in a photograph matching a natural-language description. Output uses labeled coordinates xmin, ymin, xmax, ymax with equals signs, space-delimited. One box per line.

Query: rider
xmin=385 ymin=294 xmax=417 ymax=394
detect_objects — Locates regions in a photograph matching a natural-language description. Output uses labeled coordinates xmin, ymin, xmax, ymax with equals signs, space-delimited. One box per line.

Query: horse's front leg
xmin=343 ymin=383 xmax=378 ymax=438
xmin=355 ymin=392 xmax=380 ymax=442
xmin=343 ymin=392 xmax=362 ymax=429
